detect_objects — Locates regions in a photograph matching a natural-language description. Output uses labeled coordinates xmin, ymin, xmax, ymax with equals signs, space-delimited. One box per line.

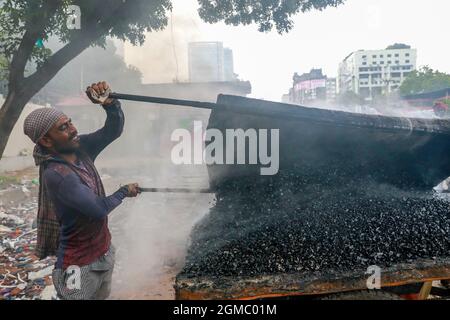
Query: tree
xmin=0 ymin=0 xmax=344 ymax=158
xmin=400 ymin=66 xmax=450 ymax=95
xmin=0 ymin=56 xmax=7 ymax=77
xmin=0 ymin=54 xmax=7 ymax=95
xmin=198 ymin=0 xmax=344 ymax=33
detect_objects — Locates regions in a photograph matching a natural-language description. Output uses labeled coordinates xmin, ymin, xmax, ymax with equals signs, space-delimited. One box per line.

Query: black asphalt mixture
xmin=180 ymin=172 xmax=450 ymax=278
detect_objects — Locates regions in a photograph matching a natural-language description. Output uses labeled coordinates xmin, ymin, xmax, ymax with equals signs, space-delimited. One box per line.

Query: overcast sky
xmin=124 ymin=0 xmax=450 ymax=101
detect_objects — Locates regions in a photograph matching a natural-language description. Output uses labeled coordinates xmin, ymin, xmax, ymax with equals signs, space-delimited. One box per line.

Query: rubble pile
xmin=181 ymin=173 xmax=450 ymax=278
xmin=0 ymin=178 xmax=56 ymax=300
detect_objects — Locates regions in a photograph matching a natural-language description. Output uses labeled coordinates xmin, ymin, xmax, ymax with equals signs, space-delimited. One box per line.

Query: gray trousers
xmin=52 ymin=245 xmax=115 ymax=300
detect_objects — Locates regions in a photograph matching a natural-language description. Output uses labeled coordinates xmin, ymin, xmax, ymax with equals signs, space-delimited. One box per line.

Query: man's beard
xmin=53 ymin=140 xmax=80 ymax=154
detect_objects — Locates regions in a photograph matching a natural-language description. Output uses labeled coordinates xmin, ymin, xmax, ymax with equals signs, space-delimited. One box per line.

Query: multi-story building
xmin=188 ymin=42 xmax=237 ymax=83
xmin=326 ymin=78 xmax=337 ymax=102
xmin=289 ymin=69 xmax=337 ymax=105
xmin=338 ymin=44 xmax=417 ymax=100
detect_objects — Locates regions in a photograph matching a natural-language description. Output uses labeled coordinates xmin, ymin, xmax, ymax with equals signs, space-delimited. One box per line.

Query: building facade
xmin=188 ymin=42 xmax=237 ymax=83
xmin=338 ymin=44 xmax=417 ymax=100
xmin=289 ymin=69 xmax=337 ymax=105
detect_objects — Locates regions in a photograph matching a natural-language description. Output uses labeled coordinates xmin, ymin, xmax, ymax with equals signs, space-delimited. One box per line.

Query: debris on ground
xmin=1 ymin=173 xmax=56 ymax=300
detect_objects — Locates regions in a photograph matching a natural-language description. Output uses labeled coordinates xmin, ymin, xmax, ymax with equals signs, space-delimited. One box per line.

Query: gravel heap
xmin=180 ymin=172 xmax=450 ymax=278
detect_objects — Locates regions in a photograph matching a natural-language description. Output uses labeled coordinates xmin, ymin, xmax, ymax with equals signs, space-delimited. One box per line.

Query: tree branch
xmin=22 ymin=0 xmax=131 ymax=98
xmin=8 ymin=1 xmax=60 ymax=88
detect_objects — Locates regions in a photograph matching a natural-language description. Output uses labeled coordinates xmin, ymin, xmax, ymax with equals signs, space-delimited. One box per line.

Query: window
xmin=362 ymin=62 xmax=367 ymax=65
xmin=387 ymin=54 xmax=392 ymax=58
xmin=372 ymin=55 xmax=377 ymax=58
xmin=380 ymin=61 xmax=384 ymax=64
xmin=405 ymin=53 xmax=410 ymax=57
xmin=380 ymin=55 xmax=384 ymax=58
xmin=395 ymin=53 xmax=399 ymax=57
xmin=405 ymin=60 xmax=410 ymax=63
xmin=372 ymin=61 xmax=377 ymax=65
xmin=395 ymin=61 xmax=400 ymax=64
xmin=391 ymin=72 xmax=401 ymax=78
xmin=362 ymin=55 xmax=367 ymax=59
xmin=387 ymin=61 xmax=392 ymax=64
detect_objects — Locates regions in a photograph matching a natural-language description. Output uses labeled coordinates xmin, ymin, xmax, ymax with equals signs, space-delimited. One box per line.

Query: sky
xmin=124 ymin=0 xmax=450 ymax=101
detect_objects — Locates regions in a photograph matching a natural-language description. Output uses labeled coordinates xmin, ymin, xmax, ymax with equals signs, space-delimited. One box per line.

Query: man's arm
xmin=80 ymin=99 xmax=125 ymax=161
xmin=44 ymin=168 xmax=129 ymax=220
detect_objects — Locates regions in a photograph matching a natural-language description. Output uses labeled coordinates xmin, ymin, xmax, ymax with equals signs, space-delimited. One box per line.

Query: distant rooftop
xmin=293 ymin=69 xmax=326 ymax=83
xmin=386 ymin=43 xmax=411 ymax=50
xmin=343 ymin=43 xmax=413 ymax=61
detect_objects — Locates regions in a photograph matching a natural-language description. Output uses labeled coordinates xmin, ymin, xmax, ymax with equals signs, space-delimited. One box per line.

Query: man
xmin=23 ymin=81 xmax=140 ymax=300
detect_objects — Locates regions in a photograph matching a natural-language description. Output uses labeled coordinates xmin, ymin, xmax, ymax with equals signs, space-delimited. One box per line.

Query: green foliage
xmin=1 ymin=0 xmax=70 ymax=65
xmin=400 ymin=66 xmax=450 ymax=95
xmin=198 ymin=0 xmax=345 ymax=33
xmin=0 ymin=0 xmax=173 ymax=66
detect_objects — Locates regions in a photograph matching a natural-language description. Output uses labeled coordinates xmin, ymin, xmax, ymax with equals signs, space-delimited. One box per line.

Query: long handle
xmin=139 ymin=187 xmax=212 ymax=194
xmin=109 ymin=92 xmax=216 ymax=110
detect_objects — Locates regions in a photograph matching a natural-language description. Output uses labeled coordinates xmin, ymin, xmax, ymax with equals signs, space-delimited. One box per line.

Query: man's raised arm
xmin=80 ymin=81 xmax=125 ymax=161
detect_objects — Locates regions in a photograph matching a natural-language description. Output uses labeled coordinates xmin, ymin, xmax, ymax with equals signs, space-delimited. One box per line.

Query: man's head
xmin=24 ymin=108 xmax=80 ymax=155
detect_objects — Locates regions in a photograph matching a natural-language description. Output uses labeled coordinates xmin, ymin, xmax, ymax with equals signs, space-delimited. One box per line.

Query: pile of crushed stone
xmin=180 ymin=173 xmax=450 ymax=278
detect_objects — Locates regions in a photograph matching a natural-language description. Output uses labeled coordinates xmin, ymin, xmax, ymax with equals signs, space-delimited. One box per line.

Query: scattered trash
xmin=1 ymin=177 xmax=55 ymax=300
xmin=0 ymin=212 xmax=25 ymax=225
xmin=0 ymin=225 xmax=12 ymax=234
xmin=28 ymin=266 xmax=54 ymax=281
xmin=2 ymin=239 xmax=17 ymax=249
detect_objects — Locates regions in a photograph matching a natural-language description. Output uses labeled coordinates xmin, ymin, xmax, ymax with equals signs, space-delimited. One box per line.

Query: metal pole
xmin=109 ymin=92 xmax=217 ymax=110
xmin=139 ymin=187 xmax=212 ymax=194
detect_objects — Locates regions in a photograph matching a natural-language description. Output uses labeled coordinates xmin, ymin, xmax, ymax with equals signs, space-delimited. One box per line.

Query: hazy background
xmin=124 ymin=0 xmax=450 ymax=101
